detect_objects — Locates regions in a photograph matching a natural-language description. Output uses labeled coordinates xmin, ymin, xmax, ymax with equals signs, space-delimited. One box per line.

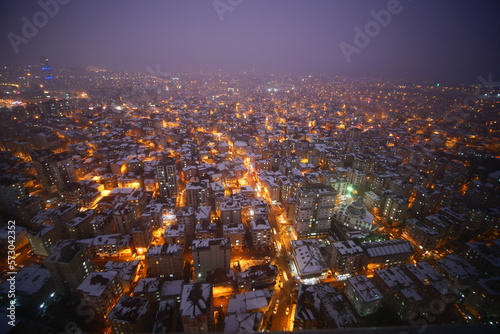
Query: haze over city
xmin=1 ymin=0 xmax=500 ymax=83
xmin=0 ymin=1 xmax=499 ymax=334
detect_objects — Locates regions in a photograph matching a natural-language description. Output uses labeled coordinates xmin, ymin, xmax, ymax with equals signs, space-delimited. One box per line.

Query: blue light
xmin=45 ymin=76 xmax=53 ymax=80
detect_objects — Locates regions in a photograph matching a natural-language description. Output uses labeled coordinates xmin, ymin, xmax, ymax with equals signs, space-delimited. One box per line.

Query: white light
xmin=40 ymin=303 xmax=45 ymax=308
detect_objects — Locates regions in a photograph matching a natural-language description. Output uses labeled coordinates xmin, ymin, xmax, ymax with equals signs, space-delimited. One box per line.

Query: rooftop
xmin=107 ymin=295 xmax=149 ymax=324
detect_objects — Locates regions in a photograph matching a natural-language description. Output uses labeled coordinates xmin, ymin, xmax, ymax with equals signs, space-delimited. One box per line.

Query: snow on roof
xmin=104 ymin=260 xmax=139 ymax=282
xmin=164 ymin=224 xmax=185 ymax=238
xmin=251 ymin=218 xmax=271 ymax=231
xmin=191 ymin=237 xmax=230 ymax=251
xmin=77 ymin=271 xmax=118 ymax=297
xmin=295 ymin=283 xmax=359 ymax=328
xmin=466 ymin=242 xmax=500 ymax=267
xmin=293 ymin=244 xmax=328 ymax=277
xmin=45 ymin=241 xmax=87 ymax=263
xmin=0 ymin=264 xmax=50 ymax=296
xmin=238 ymin=264 xmax=278 ymax=281
xmin=134 ymin=278 xmax=160 ymax=294
xmin=107 ymin=295 xmax=149 ymax=324
xmin=180 ymin=283 xmax=212 ymax=319
xmin=224 ymin=313 xmax=262 ymax=334
xmin=161 ymin=280 xmax=183 ymax=298
xmin=438 ymin=254 xmax=479 ymax=281
xmin=196 ymin=206 xmax=211 ymax=221
xmin=477 ymin=277 xmax=500 ymax=296
xmin=332 ymin=240 xmax=363 ymax=256
xmin=109 ymin=187 xmax=136 ymax=195
xmin=0 ymin=225 xmax=25 ymax=239
xmin=176 ymin=206 xmax=195 ymax=216
xmin=210 ymin=182 xmax=224 ymax=192
xmin=362 ymin=239 xmax=414 ymax=258
xmin=347 ymin=275 xmax=383 ymax=303
xmin=146 ymin=243 xmax=183 ymax=257
xmin=226 ymin=289 xmax=273 ymax=314
xmin=220 ymin=200 xmax=242 ymax=211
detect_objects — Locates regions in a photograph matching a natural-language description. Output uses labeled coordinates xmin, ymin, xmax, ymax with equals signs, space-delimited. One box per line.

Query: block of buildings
xmin=164 ymin=224 xmax=186 ymax=246
xmin=329 ymin=240 xmax=363 ymax=279
xmin=344 ymin=275 xmax=384 ymax=317
xmin=107 ymin=295 xmax=152 ymax=334
xmin=133 ymin=278 xmax=161 ymax=306
xmin=361 ymin=239 xmax=414 ymax=271
xmin=372 ymin=266 xmax=422 ymax=320
xmin=146 ymin=244 xmax=184 ymax=279
xmin=179 ymin=283 xmax=214 ymax=333
xmin=294 ymin=283 xmax=359 ymax=330
xmin=251 ymin=218 xmax=272 ymax=250
xmin=223 ymin=223 xmax=245 ymax=252
xmin=237 ymin=264 xmax=278 ymax=291
xmin=76 ymin=271 xmax=123 ymax=320
xmin=220 ymin=200 xmax=242 ymax=225
xmin=192 ymin=238 xmax=231 ymax=281
xmin=293 ymin=185 xmax=337 ymax=238
xmin=464 ymin=241 xmax=500 ymax=277
xmin=45 ymin=240 xmax=95 ymax=294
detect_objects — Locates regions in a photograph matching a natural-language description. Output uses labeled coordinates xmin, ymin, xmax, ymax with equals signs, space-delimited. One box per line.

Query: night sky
xmin=0 ymin=0 xmax=499 ymax=84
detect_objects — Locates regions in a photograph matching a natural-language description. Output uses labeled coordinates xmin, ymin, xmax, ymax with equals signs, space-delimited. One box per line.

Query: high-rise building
xmin=146 ymin=244 xmax=184 ymax=279
xmin=15 ymin=196 xmax=44 ymax=226
xmin=27 ymin=224 xmax=58 ymax=256
xmin=0 ymin=177 xmax=27 ymax=217
xmin=176 ymin=206 xmax=195 ymax=237
xmin=30 ymin=149 xmax=78 ymax=193
xmin=329 ymin=240 xmax=363 ymax=279
xmin=107 ymin=295 xmax=152 ymax=334
xmin=192 ymin=238 xmax=231 ymax=281
xmin=251 ymin=218 xmax=272 ymax=250
xmin=156 ymin=157 xmax=177 ymax=199
xmin=220 ymin=200 xmax=242 ymax=225
xmin=45 ymin=240 xmax=95 ymax=294
xmin=40 ymin=56 xmax=53 ymax=82
xmin=293 ymin=185 xmax=337 ymax=238
xmin=294 ymin=283 xmax=359 ymax=330
xmin=186 ymin=181 xmax=209 ymax=209
xmin=76 ymin=271 xmax=123 ymax=321
xmin=179 ymin=283 xmax=214 ymax=333
xmin=344 ymin=275 xmax=384 ymax=317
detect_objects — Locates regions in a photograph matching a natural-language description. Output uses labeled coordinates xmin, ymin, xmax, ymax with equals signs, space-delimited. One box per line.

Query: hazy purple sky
xmin=1 ymin=0 xmax=499 ymax=83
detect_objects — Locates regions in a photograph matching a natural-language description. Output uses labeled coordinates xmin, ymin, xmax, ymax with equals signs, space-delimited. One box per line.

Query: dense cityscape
xmin=0 ymin=60 xmax=499 ymax=333
xmin=1 ymin=1 xmax=500 ymax=333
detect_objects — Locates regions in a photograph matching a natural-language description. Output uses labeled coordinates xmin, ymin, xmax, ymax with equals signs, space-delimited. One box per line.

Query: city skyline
xmin=0 ymin=0 xmax=499 ymax=84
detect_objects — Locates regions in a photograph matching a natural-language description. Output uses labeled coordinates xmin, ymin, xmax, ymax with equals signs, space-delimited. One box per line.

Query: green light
xmin=347 ymin=186 xmax=353 ymax=192
xmin=437 ymin=83 xmax=440 ymax=87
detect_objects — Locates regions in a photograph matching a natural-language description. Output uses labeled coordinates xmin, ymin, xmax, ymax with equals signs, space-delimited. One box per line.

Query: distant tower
xmin=156 ymin=157 xmax=177 ymax=199
xmin=40 ymin=56 xmax=53 ymax=85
